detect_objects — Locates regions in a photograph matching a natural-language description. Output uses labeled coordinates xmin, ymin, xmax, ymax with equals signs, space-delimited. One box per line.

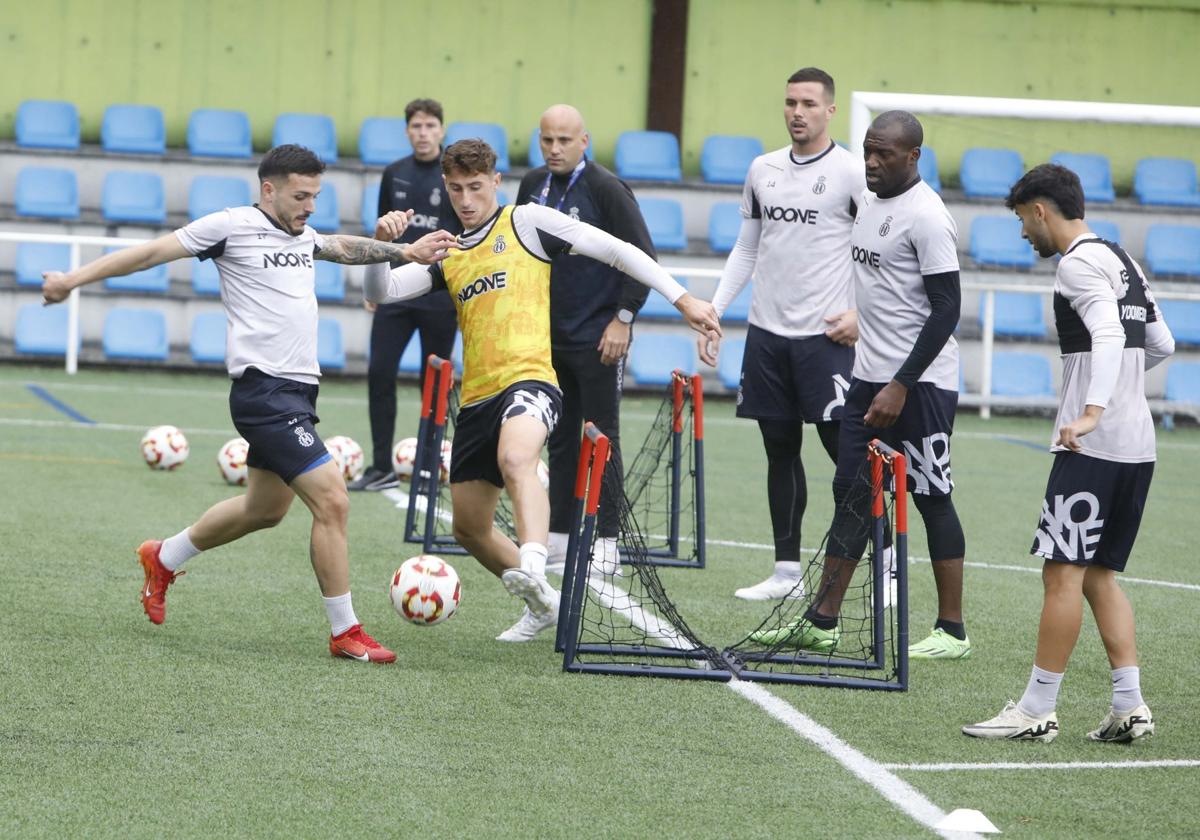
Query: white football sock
xmin=519 ymin=542 xmax=548 ymax=579
xmin=1111 ymin=665 xmax=1144 ymax=713
xmin=1018 ymin=665 xmax=1064 ymax=716
xmin=159 ymin=528 xmax=201 ymax=572
xmin=323 ymin=591 xmax=359 ymax=637
xmin=774 ymin=560 xmax=802 ymax=580
xmin=547 ymin=532 xmax=570 ymax=563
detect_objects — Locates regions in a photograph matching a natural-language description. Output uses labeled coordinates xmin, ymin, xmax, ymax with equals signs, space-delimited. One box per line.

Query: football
xmin=325 ymin=435 xmax=365 ymax=482
xmin=390 ymin=555 xmax=461 ymax=626
xmin=216 ymin=437 xmax=249 ymax=485
xmin=392 ymin=436 xmax=418 ymax=479
xmin=140 ymin=425 xmax=189 ymax=470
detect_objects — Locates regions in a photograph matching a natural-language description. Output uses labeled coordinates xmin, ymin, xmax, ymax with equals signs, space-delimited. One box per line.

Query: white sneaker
xmin=495 ymin=605 xmax=558 ymax=642
xmin=1087 ymin=704 xmax=1154 ymax=743
xmin=500 ymin=568 xmax=559 ymax=618
xmin=734 ymin=574 xmax=804 ymax=601
xmin=962 ymin=700 xmax=1059 ymax=742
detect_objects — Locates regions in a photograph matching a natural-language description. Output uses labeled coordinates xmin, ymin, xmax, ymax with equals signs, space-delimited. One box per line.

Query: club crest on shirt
xmin=568 ymin=206 xmax=580 ymax=221
xmin=493 ymin=235 xmax=506 ymax=254
xmin=879 ymin=215 xmax=893 ymax=237
xmin=430 ymin=187 xmax=441 ymax=207
xmin=813 ymin=175 xmax=827 ymax=195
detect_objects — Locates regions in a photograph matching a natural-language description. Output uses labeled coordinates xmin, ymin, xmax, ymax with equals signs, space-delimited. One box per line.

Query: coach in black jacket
xmin=516 ymin=104 xmax=654 ymax=570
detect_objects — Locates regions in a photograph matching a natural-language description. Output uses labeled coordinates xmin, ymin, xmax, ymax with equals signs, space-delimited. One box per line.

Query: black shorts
xmin=229 ymin=368 xmax=329 ymax=484
xmin=736 ymin=325 xmax=853 ymax=423
xmin=833 ymin=379 xmax=958 ymax=496
xmin=450 ymin=380 xmax=562 ymax=488
xmin=1031 ymin=452 xmax=1154 ymax=572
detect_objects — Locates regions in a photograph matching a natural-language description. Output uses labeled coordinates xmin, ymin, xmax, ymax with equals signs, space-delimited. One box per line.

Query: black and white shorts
xmin=1031 ymin=451 xmax=1154 ymax=572
xmin=833 ymin=379 xmax=958 ymax=496
xmin=229 ymin=368 xmax=330 ymax=484
xmin=450 ymin=380 xmax=562 ymax=488
xmin=736 ymin=325 xmax=854 ymax=423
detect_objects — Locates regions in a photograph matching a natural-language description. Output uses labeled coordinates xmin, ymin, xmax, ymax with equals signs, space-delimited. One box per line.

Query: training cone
xmin=936 ymin=808 xmax=1000 ymax=834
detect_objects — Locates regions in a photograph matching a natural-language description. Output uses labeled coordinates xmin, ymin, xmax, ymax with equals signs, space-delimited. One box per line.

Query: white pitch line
xmin=0 ymin=416 xmax=234 ymax=437
xmin=885 ymin=759 xmax=1200 ymax=772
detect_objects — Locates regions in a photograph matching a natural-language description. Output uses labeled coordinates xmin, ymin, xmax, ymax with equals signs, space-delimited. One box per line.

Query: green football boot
xmin=749 ymin=619 xmax=840 ymax=653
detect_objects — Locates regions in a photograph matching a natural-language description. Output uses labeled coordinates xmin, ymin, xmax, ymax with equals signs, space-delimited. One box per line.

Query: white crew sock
xmin=159 ymin=528 xmax=201 ymax=572
xmin=773 ymin=560 xmax=802 ymax=580
xmin=1111 ymin=665 xmax=1145 ymax=713
xmin=547 ymin=532 xmax=570 ymax=564
xmin=519 ymin=542 xmax=548 ymax=579
xmin=1018 ymin=664 xmax=1064 ymax=716
xmin=323 ymin=591 xmax=359 ymax=637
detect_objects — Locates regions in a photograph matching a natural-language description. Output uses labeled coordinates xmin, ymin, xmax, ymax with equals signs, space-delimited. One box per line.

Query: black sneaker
xmin=347 ymin=467 xmax=398 ymax=492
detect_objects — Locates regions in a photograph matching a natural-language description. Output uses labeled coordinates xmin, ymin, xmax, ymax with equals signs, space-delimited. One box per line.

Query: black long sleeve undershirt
xmin=893 ymin=271 xmax=961 ymax=389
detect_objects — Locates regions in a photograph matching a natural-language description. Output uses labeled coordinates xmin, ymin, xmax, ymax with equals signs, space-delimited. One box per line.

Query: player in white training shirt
xmin=752 ymin=111 xmax=970 ymax=660
xmin=41 ymin=144 xmax=458 ymax=664
xmin=965 ymin=164 xmax=1173 ymax=743
xmin=699 ymin=67 xmax=865 ymax=602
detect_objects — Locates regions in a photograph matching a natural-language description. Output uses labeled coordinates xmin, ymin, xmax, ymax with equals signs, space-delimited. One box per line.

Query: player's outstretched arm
xmin=42 ymin=232 xmax=191 ymax=305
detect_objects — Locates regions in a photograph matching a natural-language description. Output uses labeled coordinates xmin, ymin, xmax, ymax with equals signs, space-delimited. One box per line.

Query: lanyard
xmin=536 ymin=159 xmax=586 ymax=212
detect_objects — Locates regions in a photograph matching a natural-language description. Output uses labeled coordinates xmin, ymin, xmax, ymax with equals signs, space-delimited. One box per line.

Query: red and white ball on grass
xmin=325 ymin=435 xmax=365 ymax=483
xmin=390 ymin=555 xmax=461 ymax=625
xmin=217 ymin=437 xmax=249 ymax=486
xmin=392 ymin=436 xmax=418 ymax=480
xmin=140 ymin=425 xmax=189 ymax=470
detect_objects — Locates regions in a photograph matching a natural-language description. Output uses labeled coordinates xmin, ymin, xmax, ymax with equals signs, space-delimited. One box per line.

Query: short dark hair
xmin=787 ymin=67 xmax=835 ymax=100
xmin=1005 ymin=163 xmax=1085 ymax=220
xmin=405 ymin=98 xmax=444 ymax=125
xmin=871 ymin=110 xmax=924 ymax=150
xmin=442 ymin=139 xmax=496 ymax=177
xmin=258 ymin=144 xmax=325 ymax=182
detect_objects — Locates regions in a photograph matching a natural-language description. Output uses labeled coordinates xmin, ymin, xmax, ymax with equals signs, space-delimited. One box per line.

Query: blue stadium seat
xmin=360 ymin=182 xmax=381 ymax=234
xmin=187 ymin=109 xmax=252 ymax=158
xmin=102 ymin=247 xmax=170 ymax=293
xmin=399 ymin=338 xmax=423 ymax=373
xmin=191 ymin=258 xmax=221 ymax=296
xmin=615 ymin=131 xmax=682 ymax=182
xmin=628 ymin=334 xmax=696 ymax=385
xmin=317 ymin=318 xmax=345 ymax=369
xmin=1144 ymin=225 xmax=1200 ymax=277
xmin=918 ymin=146 xmax=941 ymax=193
xmin=101 ymin=171 xmax=166 ymax=225
xmin=991 ymin=351 xmax=1054 ymax=398
xmin=101 ymin=104 xmax=166 ymax=155
xmin=1157 ymin=299 xmax=1200 ymax=346
xmin=445 ymin=122 xmax=510 ymax=172
xmin=969 ymin=217 xmax=1034 ymax=268
xmin=637 ymin=197 xmax=687 ymax=252
xmin=1133 ymin=158 xmax=1200 ymax=207
xmin=189 ymin=312 xmax=227 ymax=363
xmin=959 ymin=148 xmax=1023 ymax=198
xmin=314 ymin=261 xmax=344 ymax=301
xmin=722 ymin=284 xmax=753 ymax=323
xmin=700 ymin=135 xmax=763 ymax=185
xmin=1166 ymin=361 xmax=1200 ymax=404
xmin=639 ymin=277 xmax=687 ymax=320
xmin=14 ymin=304 xmax=79 ymax=356
xmin=1087 ymin=219 xmax=1121 ymax=245
xmin=16 ymin=100 xmax=80 ymax=150
xmin=527 ymin=128 xmax=594 ymax=167
xmin=717 ymin=337 xmax=745 ymax=391
xmin=359 ymin=118 xmax=413 ymax=165
xmin=497 ymin=189 xmax=510 ymax=206
xmin=984 ymin=291 xmax=1045 ymax=338
xmin=189 ymin=176 xmax=251 ymax=221
xmin=1050 ymin=152 xmax=1115 ymax=203
xmin=309 ymin=183 xmax=339 ymax=232
xmin=15 ymin=243 xmax=71 ymax=287
xmin=15 ymin=167 xmax=79 ymax=219
xmin=103 ymin=308 xmax=168 ymax=360
xmin=273 ymin=113 xmax=338 ymax=163
xmin=708 ymin=202 xmax=743 ymax=253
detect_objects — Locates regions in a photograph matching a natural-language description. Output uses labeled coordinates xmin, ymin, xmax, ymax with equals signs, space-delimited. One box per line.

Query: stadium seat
xmin=15 ymin=167 xmax=79 ymax=219
xmin=984 ymin=291 xmax=1045 ymax=338
xmin=15 ymin=242 xmax=71 ymax=287
xmin=1144 ymin=225 xmax=1200 ymax=277
xmin=1133 ymin=158 xmax=1200 ymax=207
xmin=918 ymin=146 xmax=941 ymax=193
xmin=102 ymin=247 xmax=170 ymax=292
xmin=360 ymin=182 xmax=381 ymax=234
xmin=189 ymin=312 xmax=227 ymax=364
xmin=969 ymin=217 xmax=1035 ymax=268
xmin=187 ymin=109 xmax=253 ymax=158
xmin=1157 ymin=299 xmax=1200 ymax=345
xmin=273 ymin=113 xmax=338 ymax=163
xmin=191 ymin=258 xmax=221 ymax=296
xmin=314 ymin=261 xmax=345 ymax=301
xmin=189 ymin=176 xmax=251 ymax=221
xmin=991 ymin=351 xmax=1054 ymax=398
xmin=101 ymin=171 xmax=166 ymax=225
xmin=317 ymin=318 xmax=345 ymax=369
xmin=445 ymin=122 xmax=510 ymax=172
xmin=1088 ymin=219 xmax=1121 ymax=245
xmin=309 ymin=183 xmax=339 ymax=232
xmin=959 ymin=148 xmax=1023 ymax=198
xmin=708 ymin=202 xmax=743 ymax=253
xmin=497 ymin=189 xmax=510 ymax=206
xmin=639 ymin=278 xmax=687 ymax=320
xmin=637 ymin=197 xmax=687 ymax=252
xmin=628 ymin=334 xmax=696 ymax=386
xmin=101 ymin=104 xmax=166 ymax=154
xmin=103 ymin=308 xmax=168 ymax=360
xmin=717 ymin=337 xmax=745 ymax=391
xmin=1166 ymin=361 xmax=1200 ymax=404
xmin=14 ymin=303 xmax=78 ymax=356
xmin=16 ymin=100 xmax=80 ymax=150
xmin=527 ymin=128 xmax=594 ymax=167
xmin=615 ymin=131 xmax=682 ymax=182
xmin=399 ymin=338 xmax=423 ymax=373
xmin=700 ymin=135 xmax=763 ymax=184
xmin=359 ymin=117 xmax=413 ymax=165
xmin=1050 ymin=152 xmax=1115 ymax=203
xmin=722 ymin=283 xmax=753 ymax=323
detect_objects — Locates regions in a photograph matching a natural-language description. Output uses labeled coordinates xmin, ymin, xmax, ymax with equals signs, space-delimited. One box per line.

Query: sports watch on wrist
xmin=616 ymin=308 xmax=635 ymax=325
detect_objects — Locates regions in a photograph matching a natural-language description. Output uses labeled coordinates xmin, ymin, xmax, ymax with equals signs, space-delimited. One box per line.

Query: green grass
xmin=1 ymin=364 xmax=1197 ymax=839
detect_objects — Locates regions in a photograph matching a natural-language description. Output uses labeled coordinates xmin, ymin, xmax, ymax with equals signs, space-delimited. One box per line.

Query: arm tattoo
xmin=315 ymin=235 xmax=408 ymax=265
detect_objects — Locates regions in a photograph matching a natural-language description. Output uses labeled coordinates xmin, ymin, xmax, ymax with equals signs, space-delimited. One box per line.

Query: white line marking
xmin=885 ymin=759 xmax=1200 ymax=772
xmin=0 ymin=417 xmax=234 ymax=437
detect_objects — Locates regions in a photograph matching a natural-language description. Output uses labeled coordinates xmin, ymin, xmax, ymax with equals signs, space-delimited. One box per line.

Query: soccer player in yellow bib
xmin=366 ymin=139 xmax=720 ymax=642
